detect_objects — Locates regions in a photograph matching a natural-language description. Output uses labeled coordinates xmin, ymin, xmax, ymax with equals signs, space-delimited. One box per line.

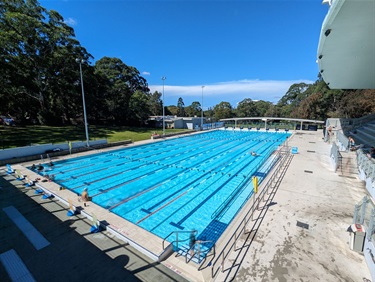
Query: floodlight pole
xmin=201 ymin=86 xmax=205 ymax=130
xmin=162 ymin=76 xmax=166 ymax=136
xmin=76 ymin=58 xmax=90 ymax=147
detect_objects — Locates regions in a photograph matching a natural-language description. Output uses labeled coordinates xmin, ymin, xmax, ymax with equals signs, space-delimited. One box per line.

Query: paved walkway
xmin=214 ymin=131 xmax=371 ymax=282
xmin=0 ymin=172 xmax=187 ymax=282
xmin=0 ymin=130 xmax=372 ymax=282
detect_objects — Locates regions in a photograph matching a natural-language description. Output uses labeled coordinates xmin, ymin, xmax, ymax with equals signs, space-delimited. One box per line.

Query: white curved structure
xmin=317 ymin=0 xmax=375 ymax=89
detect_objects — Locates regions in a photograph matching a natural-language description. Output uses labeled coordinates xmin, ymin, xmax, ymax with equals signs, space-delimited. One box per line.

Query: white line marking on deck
xmin=3 ymin=206 xmax=50 ymax=250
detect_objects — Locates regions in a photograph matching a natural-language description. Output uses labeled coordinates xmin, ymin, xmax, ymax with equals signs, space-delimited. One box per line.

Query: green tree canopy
xmin=185 ymin=101 xmax=201 ymax=117
xmin=277 ymin=82 xmax=310 ymax=117
xmin=149 ymin=91 xmax=162 ymax=116
xmin=236 ymin=98 xmax=257 ymax=117
xmin=128 ymin=90 xmax=151 ymax=126
xmin=213 ymin=101 xmax=233 ymax=120
xmin=0 ymin=0 xmax=92 ymax=125
xmin=254 ymin=100 xmax=273 ymax=117
xmin=94 ymin=57 xmax=149 ymax=125
xmin=177 ymin=97 xmax=185 ymax=117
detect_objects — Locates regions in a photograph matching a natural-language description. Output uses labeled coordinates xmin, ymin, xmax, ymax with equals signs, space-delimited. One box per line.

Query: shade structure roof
xmin=317 ymin=0 xmax=375 ymax=89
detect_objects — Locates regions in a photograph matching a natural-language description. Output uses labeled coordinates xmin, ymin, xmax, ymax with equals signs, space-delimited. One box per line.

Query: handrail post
xmin=243 ymin=215 xmax=247 ymax=234
xmin=221 ymin=252 xmax=225 ymax=272
xmin=251 ymin=194 xmax=255 ymax=220
xmin=210 ymin=144 xmax=291 ymax=281
xmin=198 ymin=242 xmax=201 ymax=261
xmin=234 ymin=231 xmax=237 ymax=250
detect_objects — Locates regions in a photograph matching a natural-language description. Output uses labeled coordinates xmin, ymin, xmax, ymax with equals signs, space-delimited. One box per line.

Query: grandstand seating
xmin=348 ymin=120 xmax=375 ymax=148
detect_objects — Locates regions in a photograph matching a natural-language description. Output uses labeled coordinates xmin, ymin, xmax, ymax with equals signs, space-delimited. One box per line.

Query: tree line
xmin=1 ymin=0 xmax=374 ymax=127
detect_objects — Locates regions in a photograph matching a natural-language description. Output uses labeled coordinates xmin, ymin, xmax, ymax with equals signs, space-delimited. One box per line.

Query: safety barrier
xmin=330 ymin=142 xmax=341 ymax=172
xmin=210 ymin=146 xmax=292 ymax=279
xmin=336 ymin=131 xmax=349 ymax=151
xmin=357 ymin=150 xmax=375 ymax=182
xmin=356 ymin=150 xmax=375 ymax=198
xmin=353 ymin=195 xmax=375 ymax=282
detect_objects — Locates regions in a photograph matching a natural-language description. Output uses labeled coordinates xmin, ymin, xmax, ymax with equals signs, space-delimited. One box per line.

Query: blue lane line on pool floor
xmin=3 ymin=206 xmax=50 ymax=250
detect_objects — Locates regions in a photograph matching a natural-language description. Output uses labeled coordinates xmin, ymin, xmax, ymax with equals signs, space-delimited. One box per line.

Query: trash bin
xmin=348 ymin=224 xmax=366 ymax=252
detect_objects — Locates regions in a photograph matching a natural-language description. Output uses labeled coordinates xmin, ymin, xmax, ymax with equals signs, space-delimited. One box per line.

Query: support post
xmin=221 ymin=252 xmax=225 ymax=272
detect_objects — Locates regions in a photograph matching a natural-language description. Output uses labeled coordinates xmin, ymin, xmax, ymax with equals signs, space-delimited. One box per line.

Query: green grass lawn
xmin=0 ymin=125 xmax=189 ymax=149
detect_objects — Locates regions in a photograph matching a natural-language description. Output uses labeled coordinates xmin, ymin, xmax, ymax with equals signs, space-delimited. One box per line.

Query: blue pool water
xmin=35 ymin=129 xmax=289 ymax=254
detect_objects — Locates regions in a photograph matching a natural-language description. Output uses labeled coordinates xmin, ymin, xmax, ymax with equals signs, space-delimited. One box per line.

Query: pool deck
xmin=0 ymin=130 xmax=372 ymax=281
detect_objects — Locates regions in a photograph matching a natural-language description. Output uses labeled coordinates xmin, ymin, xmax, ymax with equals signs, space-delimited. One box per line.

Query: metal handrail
xmin=210 ymin=146 xmax=291 ymax=279
xmin=158 ymin=140 xmax=291 ymax=266
xmin=337 ymin=152 xmax=343 ymax=174
xmin=162 ymin=229 xmax=198 ymax=250
xmin=186 ymin=240 xmax=215 ymax=263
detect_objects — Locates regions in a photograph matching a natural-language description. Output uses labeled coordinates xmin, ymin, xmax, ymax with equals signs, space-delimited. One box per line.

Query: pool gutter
xmin=32 ymin=180 xmax=175 ymax=262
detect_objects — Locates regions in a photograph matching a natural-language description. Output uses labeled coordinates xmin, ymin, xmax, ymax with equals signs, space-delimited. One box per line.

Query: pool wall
xmin=24 ymin=173 xmax=176 ymax=262
xmin=19 ymin=129 xmax=292 ymax=265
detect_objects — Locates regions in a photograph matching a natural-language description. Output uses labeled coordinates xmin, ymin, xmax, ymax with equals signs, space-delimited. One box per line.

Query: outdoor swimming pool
xmin=34 ymin=129 xmax=290 ymax=256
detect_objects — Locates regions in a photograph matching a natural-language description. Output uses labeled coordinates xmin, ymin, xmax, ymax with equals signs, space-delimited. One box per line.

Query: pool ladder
xmin=186 ymin=239 xmax=215 ymax=264
xmin=162 ymin=230 xmax=215 ymax=264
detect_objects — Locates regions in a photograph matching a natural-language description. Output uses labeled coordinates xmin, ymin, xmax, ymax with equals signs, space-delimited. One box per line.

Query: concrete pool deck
xmin=0 ymin=129 xmax=372 ymax=281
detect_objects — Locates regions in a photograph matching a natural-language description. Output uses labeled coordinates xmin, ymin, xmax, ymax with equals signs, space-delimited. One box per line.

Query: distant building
xmin=148 ymin=116 xmax=205 ymax=130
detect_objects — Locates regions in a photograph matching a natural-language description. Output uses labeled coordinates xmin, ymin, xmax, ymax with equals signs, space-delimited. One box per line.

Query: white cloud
xmin=64 ymin=17 xmax=77 ymax=26
xmin=149 ymin=79 xmax=314 ymax=107
xmin=142 ymin=71 xmax=151 ymax=76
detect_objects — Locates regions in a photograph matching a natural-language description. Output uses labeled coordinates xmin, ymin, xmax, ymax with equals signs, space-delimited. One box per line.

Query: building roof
xmin=220 ymin=117 xmax=324 ymax=124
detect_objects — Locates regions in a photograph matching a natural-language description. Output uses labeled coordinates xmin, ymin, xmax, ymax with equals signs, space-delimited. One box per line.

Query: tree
xmin=206 ymin=107 xmax=215 ymax=122
xmin=264 ymin=104 xmax=281 ymax=117
xmin=336 ymin=89 xmax=375 ymax=118
xmin=291 ymin=92 xmax=323 ymax=119
xmin=0 ymin=0 xmax=92 ymax=125
xmin=149 ymin=91 xmax=162 ymax=116
xmin=213 ymin=102 xmax=233 ymax=120
xmin=254 ymin=100 xmax=273 ymax=117
xmin=128 ymin=90 xmax=151 ymax=126
xmin=277 ymin=83 xmax=310 ymax=117
xmin=236 ymin=98 xmax=257 ymax=117
xmin=94 ymin=57 xmax=149 ymax=125
xmin=177 ymin=97 xmax=185 ymax=117
xmin=166 ymin=105 xmax=177 ymax=116
xmin=312 ymin=80 xmax=344 ymax=119
xmin=185 ymin=101 xmax=201 ymax=117
xmin=286 ymin=79 xmax=343 ymax=120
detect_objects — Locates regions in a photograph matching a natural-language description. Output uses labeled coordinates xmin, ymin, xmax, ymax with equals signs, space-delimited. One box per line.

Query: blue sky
xmin=40 ymin=0 xmax=328 ymax=108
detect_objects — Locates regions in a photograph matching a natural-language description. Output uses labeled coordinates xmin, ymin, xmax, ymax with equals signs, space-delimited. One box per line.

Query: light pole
xmin=161 ymin=76 xmax=166 ymax=136
xmin=201 ymin=86 xmax=205 ymax=129
xmin=76 ymin=58 xmax=89 ymax=147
